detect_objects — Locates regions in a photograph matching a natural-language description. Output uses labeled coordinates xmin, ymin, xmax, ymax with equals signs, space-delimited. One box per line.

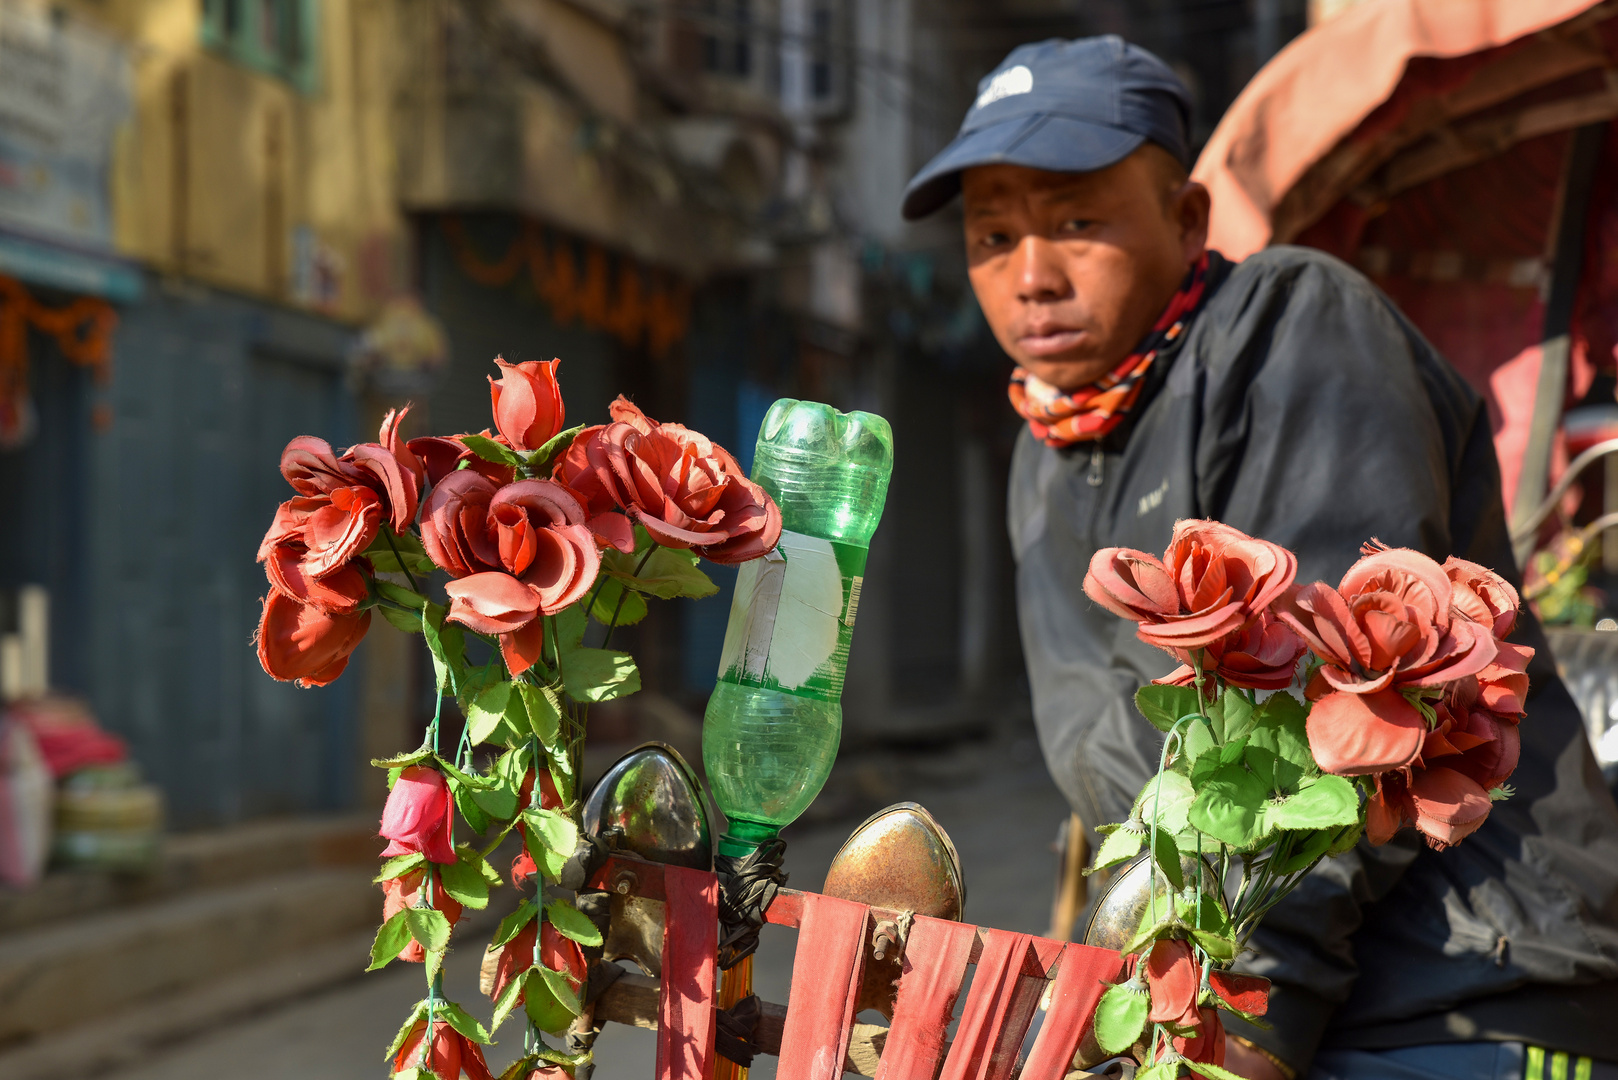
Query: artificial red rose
xmin=1305 ymin=689 xmax=1426 ymax=776
xmin=1155 ymin=610 xmax=1306 ymax=690
xmin=1169 ymin=1006 xmax=1226 ymax=1066
xmin=554 ymin=397 xmax=780 ymax=564
xmin=382 ymin=868 xmax=464 ymax=963
xmin=1472 ymin=640 xmax=1533 ymax=720
xmin=1144 ymin=939 xmax=1201 ymax=1027
xmin=393 ymin=1018 xmax=494 ymax=1080
xmin=421 ymin=474 xmax=601 ymax=675
xmin=1208 ymin=970 xmax=1270 ymax=1016
xmin=380 ymin=765 xmax=456 ymax=864
xmin=490 ymin=357 xmax=566 ymax=451
xmin=255 ymin=590 xmax=371 ymax=688
xmin=407 ymin=432 xmax=518 ymax=487
xmin=1278 ymin=546 xmax=1497 ymax=698
xmin=1366 ymin=699 xmax=1518 ymax=848
xmin=1083 ymin=520 xmax=1298 ymax=652
xmin=1442 ymin=555 xmax=1521 ymax=638
xmin=279 ymin=408 xmax=424 ymax=534
xmin=487 ymin=918 xmax=588 ymax=1004
xmin=264 ymin=550 xmax=369 ymax=614
xmin=261 ymin=491 xmax=382 ymax=580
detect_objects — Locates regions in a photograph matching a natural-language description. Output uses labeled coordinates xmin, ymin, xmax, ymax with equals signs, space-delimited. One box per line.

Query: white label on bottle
xmin=716 ymin=530 xmax=844 ymax=691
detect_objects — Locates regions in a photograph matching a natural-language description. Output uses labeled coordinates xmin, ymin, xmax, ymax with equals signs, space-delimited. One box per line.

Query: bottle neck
xmin=719 ymin=819 xmax=780 ymax=858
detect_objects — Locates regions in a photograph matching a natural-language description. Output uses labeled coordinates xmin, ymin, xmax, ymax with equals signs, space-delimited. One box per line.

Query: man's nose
xmin=1011 ymin=236 xmax=1071 ymax=303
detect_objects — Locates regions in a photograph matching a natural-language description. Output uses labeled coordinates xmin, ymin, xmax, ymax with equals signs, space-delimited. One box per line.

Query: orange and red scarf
xmin=1008 ymin=253 xmax=1210 ymax=448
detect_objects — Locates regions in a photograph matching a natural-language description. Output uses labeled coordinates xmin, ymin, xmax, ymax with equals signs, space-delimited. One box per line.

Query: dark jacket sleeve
xmin=1193 ymin=249 xmax=1508 ymax=1069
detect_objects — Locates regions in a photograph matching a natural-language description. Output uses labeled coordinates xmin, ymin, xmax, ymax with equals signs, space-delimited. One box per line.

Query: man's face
xmin=962 ymin=151 xmax=1209 ymax=393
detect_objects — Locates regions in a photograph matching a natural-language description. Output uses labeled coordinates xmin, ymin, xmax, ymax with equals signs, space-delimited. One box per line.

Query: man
xmin=901 ymin=37 xmax=1618 ymax=1080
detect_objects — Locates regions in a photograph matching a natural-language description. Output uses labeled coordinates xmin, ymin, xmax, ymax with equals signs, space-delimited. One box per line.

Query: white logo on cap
xmin=975 ymin=64 xmax=1033 ymax=109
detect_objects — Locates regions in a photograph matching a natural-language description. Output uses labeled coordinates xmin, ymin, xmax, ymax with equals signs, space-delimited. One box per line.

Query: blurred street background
xmin=8 ymin=0 xmax=1618 ymax=1076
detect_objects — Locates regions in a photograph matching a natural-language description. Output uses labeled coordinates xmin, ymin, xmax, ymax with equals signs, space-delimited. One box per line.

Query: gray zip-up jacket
xmin=1009 ymin=246 xmax=1618 ymax=1072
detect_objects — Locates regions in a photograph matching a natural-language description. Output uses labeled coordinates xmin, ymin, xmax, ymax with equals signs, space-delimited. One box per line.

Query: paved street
xmin=103 ymin=725 xmax=1068 ymax=1080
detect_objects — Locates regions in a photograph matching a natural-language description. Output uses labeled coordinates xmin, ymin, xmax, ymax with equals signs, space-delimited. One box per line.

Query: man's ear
xmin=1172 ymin=180 xmax=1211 ymax=263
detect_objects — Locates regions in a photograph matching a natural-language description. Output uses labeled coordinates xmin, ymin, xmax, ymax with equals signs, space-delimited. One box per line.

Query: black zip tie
xmin=716 ymin=836 xmax=788 ymax=970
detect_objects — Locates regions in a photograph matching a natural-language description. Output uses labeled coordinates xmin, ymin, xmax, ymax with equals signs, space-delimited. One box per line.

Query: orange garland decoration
xmin=0 ymin=274 xmax=118 ymax=438
xmin=440 ymin=216 xmax=690 ymax=358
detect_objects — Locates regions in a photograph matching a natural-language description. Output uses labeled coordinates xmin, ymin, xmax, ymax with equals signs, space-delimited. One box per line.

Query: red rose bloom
xmin=382 ymin=868 xmax=464 ymax=963
xmin=1155 ymin=610 xmax=1306 ymax=691
xmin=1442 ymin=555 xmax=1521 ymax=638
xmin=1083 ymin=520 xmax=1297 ymax=652
xmin=279 ymin=407 xmax=424 ymax=535
xmin=421 ymin=474 xmax=600 ymax=675
xmin=255 ymin=588 xmax=371 ymax=688
xmin=511 ymin=769 xmax=562 ymax=887
xmin=393 ymin=1018 xmax=494 ymax=1080
xmin=489 ymin=357 xmax=566 ymax=451
xmin=1366 ymin=699 xmax=1519 ymax=848
xmin=407 ymin=432 xmax=517 ymax=487
xmin=1168 ymin=1006 xmax=1226 ymax=1066
xmin=554 ymin=397 xmax=780 ymax=564
xmin=380 ymin=765 xmax=456 ymax=864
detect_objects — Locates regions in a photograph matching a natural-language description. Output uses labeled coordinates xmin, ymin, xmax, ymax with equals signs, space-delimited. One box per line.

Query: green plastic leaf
xmin=1212 ymin=688 xmax=1256 ymax=742
xmin=1093 ymin=983 xmax=1150 ymax=1054
xmin=405 ymin=907 xmax=452 ymax=953
xmin=528 ymin=423 xmax=586 ymax=476
xmin=375 ymin=852 xmax=426 ymax=883
xmin=494 ymin=899 xmax=539 ymax=947
xmin=1136 ymin=1063 xmax=1181 ymax=1080
xmin=605 ymin=544 xmax=720 ymax=600
xmin=517 ymin=683 xmax=562 ymax=744
xmin=1219 ymin=736 xmax=1249 ymax=765
xmin=379 ymin=603 xmax=427 ymax=634
xmin=1186 ymin=1062 xmax=1250 ymax=1080
xmin=1271 ymin=826 xmax=1337 ymax=876
xmin=465 ymin=682 xmax=515 ymax=747
xmin=1135 ymin=685 xmax=1204 ymax=733
xmin=439 ymin=852 xmax=491 ymax=910
xmin=1188 ymin=764 xmax=1269 ymax=847
xmin=470 ymin=771 xmax=519 ymax=822
xmin=1088 ymin=827 xmax=1145 ymax=874
xmin=368 ymin=910 xmax=413 ymax=971
xmin=371 ymin=746 xmax=432 ymax=769
xmin=1133 ymin=771 xmax=1197 ymax=843
xmin=524 ymin=808 xmax=579 ymax=880
xmin=422 ymin=610 xmax=466 ymax=696
xmin=1190 ymin=927 xmax=1237 ymax=962
xmin=1265 ymin=774 xmax=1359 ymax=832
xmin=490 ymin=962 xmax=528 ymax=1033
xmin=554 ymin=605 xmax=587 ymax=652
xmin=523 ymin=969 xmax=576 ymax=1033
xmin=535 ymin=964 xmax=583 ymax=1017
xmin=545 ymin=900 xmax=604 ymax=947
xmin=1248 ymin=691 xmax=1315 ymax=788
xmin=435 ymin=999 xmax=492 ymax=1045
xmin=452 ymin=782 xmax=492 ymax=835
xmin=589 ymin=576 xmax=649 ymax=628
xmin=376 ymin=580 xmax=429 ymax=611
xmin=393 ymin=1069 xmax=426 ymax=1080
xmin=560 ymin=648 xmax=640 ymax=703
xmin=1179 ymin=715 xmax=1218 ymax=767
xmin=1328 ymin=820 xmax=1364 ymax=855
xmin=1151 ymin=828 xmax=1184 ymax=891
xmin=383 ymin=1000 xmax=429 ymax=1060
xmin=461 ymin=432 xmax=524 ymax=467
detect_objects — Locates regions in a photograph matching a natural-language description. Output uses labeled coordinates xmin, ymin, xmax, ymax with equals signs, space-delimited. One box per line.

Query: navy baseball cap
xmin=901 ymin=36 xmax=1193 ymax=220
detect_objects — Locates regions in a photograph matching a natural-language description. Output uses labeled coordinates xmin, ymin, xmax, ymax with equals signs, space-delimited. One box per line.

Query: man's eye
xmin=978 ymin=231 xmax=1011 ymax=248
xmin=1059 ymin=218 xmax=1096 ymax=233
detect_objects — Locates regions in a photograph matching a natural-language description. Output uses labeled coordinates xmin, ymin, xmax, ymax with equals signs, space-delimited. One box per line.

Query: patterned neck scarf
xmin=1008 ymin=253 xmax=1211 ymax=448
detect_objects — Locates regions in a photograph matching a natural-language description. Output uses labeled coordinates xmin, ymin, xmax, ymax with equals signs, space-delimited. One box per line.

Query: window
xmin=699 ymin=0 xmax=753 ymax=79
xmin=200 ymin=0 xmax=316 ymax=91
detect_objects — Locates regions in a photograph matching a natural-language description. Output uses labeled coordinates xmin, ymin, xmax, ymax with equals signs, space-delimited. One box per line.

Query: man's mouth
xmin=1016 ymin=327 xmax=1087 ymax=358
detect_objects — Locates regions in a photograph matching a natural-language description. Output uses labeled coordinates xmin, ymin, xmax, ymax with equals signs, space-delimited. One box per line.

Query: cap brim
xmin=901 ymin=114 xmax=1146 ymax=220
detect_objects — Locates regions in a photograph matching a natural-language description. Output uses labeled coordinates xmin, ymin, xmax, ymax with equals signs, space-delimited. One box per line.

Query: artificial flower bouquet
xmin=254 ymin=357 xmax=781 ymax=1080
xmin=1081 ymin=521 xmax=1529 ymax=1079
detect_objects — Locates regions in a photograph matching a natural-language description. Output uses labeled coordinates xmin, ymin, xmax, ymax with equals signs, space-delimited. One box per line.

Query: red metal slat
xmin=936 ymin=930 xmax=1046 ymax=1080
xmin=1019 ymin=943 xmax=1128 ymax=1080
xmin=655 ymin=865 xmax=719 ymax=1080
xmin=775 ymin=893 xmax=872 ymax=1080
xmin=874 ymin=916 xmax=979 ymax=1080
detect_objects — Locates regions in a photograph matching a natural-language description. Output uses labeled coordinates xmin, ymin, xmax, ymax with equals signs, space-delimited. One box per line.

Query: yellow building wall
xmin=75 ymin=0 xmax=408 ymax=324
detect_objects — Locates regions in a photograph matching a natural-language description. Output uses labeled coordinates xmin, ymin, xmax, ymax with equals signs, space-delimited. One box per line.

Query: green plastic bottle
xmin=702 ymin=399 xmax=894 ymax=857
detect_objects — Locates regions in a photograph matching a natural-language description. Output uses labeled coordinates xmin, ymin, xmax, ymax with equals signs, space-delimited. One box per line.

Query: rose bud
xmin=489 ymin=357 xmax=566 ymax=452
xmin=392 ymin=1018 xmax=494 ymax=1080
xmin=380 ymin=765 xmax=456 ymax=864
xmin=382 ymin=868 xmax=464 ymax=963
xmin=255 ymin=589 xmax=371 ymax=689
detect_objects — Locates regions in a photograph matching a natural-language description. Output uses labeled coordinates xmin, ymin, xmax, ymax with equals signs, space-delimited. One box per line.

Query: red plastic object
xmin=776 ymin=892 xmax=872 ymax=1080
xmin=656 ymin=865 xmax=718 ymax=1080
xmin=1019 ymin=944 xmax=1128 ymax=1080
xmin=875 ymin=916 xmax=978 ymax=1080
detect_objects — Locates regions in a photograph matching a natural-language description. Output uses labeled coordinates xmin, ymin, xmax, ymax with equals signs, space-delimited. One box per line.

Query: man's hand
xmin=1222 ymin=1034 xmax=1289 ymax=1080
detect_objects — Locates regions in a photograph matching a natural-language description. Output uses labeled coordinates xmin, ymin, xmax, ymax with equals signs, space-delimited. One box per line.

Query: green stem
xmin=382 ymin=528 xmax=424 ymax=595
xmin=599 ymin=547 xmax=657 ymax=651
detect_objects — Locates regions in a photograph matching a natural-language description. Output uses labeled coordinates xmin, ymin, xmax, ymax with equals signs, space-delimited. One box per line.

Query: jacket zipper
xmin=1087 ymin=445 xmax=1104 ymax=487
